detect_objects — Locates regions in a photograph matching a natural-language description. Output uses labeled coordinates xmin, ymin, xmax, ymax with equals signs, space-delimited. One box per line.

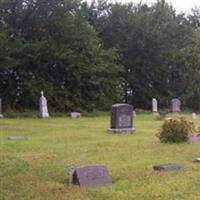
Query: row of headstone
xmin=0 ymin=93 xmax=199 ymax=119
xmin=152 ymin=98 xmax=181 ymax=114
xmin=68 ymin=157 xmax=200 ymax=188
xmin=38 ymin=91 xmax=81 ymax=118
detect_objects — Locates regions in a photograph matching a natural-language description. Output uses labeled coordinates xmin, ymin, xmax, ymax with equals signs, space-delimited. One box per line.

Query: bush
xmin=158 ymin=117 xmax=194 ymax=143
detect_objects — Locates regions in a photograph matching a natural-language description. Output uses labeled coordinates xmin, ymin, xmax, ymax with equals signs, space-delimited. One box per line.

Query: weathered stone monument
xmin=108 ymin=103 xmax=135 ymax=133
xmin=70 ymin=164 xmax=111 ymax=188
xmin=38 ymin=91 xmax=49 ymax=118
xmin=170 ymin=98 xmax=181 ymax=113
xmin=152 ymin=98 xmax=158 ymax=114
xmin=0 ymin=98 xmax=3 ymax=118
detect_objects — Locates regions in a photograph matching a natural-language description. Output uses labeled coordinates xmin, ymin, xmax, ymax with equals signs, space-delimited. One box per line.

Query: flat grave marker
xmin=8 ymin=135 xmax=28 ymax=140
xmin=153 ymin=163 xmax=182 ymax=171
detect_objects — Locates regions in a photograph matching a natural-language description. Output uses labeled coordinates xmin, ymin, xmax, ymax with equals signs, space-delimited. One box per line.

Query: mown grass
xmin=0 ymin=114 xmax=200 ymax=200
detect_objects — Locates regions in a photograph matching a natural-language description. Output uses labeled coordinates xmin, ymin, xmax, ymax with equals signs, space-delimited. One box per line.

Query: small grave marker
xmin=153 ymin=163 xmax=182 ymax=171
xmin=191 ymin=113 xmax=197 ymax=120
xmin=193 ymin=158 xmax=200 ymax=163
xmin=69 ymin=112 xmax=81 ymax=118
xmin=70 ymin=165 xmax=111 ymax=188
xmin=8 ymin=136 xmax=28 ymax=140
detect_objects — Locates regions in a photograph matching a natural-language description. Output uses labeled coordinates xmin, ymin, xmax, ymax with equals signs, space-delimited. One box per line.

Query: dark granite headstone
xmin=108 ymin=103 xmax=135 ymax=133
xmin=71 ymin=165 xmax=111 ymax=188
xmin=153 ymin=163 xmax=182 ymax=171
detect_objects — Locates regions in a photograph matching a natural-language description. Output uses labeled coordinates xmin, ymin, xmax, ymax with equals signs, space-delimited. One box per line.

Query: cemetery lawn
xmin=0 ymin=114 xmax=200 ymax=200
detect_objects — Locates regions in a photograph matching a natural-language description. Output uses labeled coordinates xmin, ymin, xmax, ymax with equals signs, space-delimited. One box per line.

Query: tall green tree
xmin=98 ymin=0 xmax=193 ymax=107
xmin=0 ymin=0 xmax=122 ymax=111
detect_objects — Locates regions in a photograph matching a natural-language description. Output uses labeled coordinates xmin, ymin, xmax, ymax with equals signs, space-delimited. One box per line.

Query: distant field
xmin=0 ymin=114 xmax=200 ymax=200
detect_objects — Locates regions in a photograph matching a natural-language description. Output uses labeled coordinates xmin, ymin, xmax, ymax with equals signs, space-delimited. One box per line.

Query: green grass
xmin=0 ymin=114 xmax=200 ymax=200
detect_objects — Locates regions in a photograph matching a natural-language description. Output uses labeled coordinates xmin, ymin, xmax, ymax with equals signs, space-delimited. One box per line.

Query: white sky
xmin=90 ymin=0 xmax=200 ymax=14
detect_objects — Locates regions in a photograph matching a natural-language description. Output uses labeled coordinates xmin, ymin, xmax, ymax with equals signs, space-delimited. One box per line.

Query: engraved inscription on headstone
xmin=118 ymin=114 xmax=131 ymax=127
xmin=71 ymin=165 xmax=111 ymax=188
xmin=108 ymin=103 xmax=135 ymax=133
xmin=0 ymin=98 xmax=3 ymax=118
xmin=170 ymin=98 xmax=181 ymax=112
xmin=38 ymin=91 xmax=50 ymax=118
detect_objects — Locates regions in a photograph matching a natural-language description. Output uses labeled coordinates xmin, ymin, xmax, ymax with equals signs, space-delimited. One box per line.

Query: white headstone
xmin=170 ymin=98 xmax=181 ymax=112
xmin=152 ymin=98 xmax=158 ymax=113
xmin=38 ymin=91 xmax=49 ymax=118
xmin=0 ymin=98 xmax=3 ymax=118
xmin=191 ymin=113 xmax=197 ymax=120
xmin=69 ymin=112 xmax=81 ymax=118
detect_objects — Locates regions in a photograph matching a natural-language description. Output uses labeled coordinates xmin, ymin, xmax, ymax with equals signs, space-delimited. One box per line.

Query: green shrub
xmin=158 ymin=117 xmax=194 ymax=143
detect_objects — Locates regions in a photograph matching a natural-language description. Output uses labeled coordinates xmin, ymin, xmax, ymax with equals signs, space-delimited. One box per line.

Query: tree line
xmin=0 ymin=0 xmax=199 ymax=111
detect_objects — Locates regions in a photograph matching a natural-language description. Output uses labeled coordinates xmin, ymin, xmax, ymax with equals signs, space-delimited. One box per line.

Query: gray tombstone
xmin=71 ymin=165 xmax=111 ymax=188
xmin=153 ymin=163 xmax=182 ymax=171
xmin=170 ymin=98 xmax=181 ymax=112
xmin=108 ymin=103 xmax=135 ymax=133
xmin=0 ymin=98 xmax=3 ymax=118
xmin=38 ymin=91 xmax=49 ymax=118
xmin=152 ymin=98 xmax=158 ymax=114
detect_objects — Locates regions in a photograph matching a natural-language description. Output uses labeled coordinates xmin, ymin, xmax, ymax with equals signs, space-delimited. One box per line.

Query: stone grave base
xmin=107 ymin=128 xmax=135 ymax=134
xmin=38 ymin=113 xmax=49 ymax=118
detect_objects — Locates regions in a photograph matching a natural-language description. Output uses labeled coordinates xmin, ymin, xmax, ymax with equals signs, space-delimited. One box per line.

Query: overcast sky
xmin=88 ymin=0 xmax=200 ymax=14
